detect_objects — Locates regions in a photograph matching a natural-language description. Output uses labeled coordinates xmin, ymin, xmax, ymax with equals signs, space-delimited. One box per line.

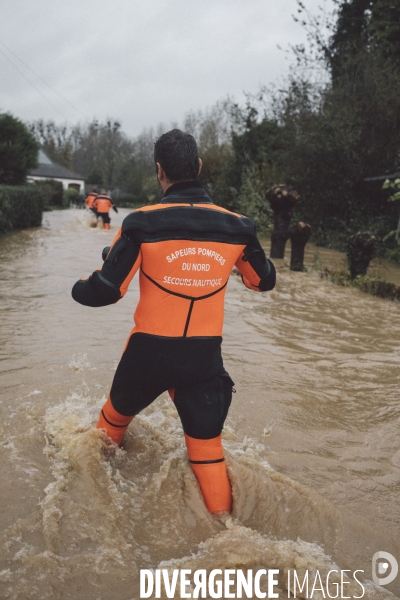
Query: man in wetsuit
xmin=85 ymin=188 xmax=99 ymax=226
xmin=92 ymin=189 xmax=118 ymax=230
xmin=71 ymin=129 xmax=276 ymax=514
xmin=85 ymin=188 xmax=98 ymax=213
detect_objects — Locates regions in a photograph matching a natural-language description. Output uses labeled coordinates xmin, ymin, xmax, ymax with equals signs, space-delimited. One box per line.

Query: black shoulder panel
xmin=122 ymin=206 xmax=256 ymax=245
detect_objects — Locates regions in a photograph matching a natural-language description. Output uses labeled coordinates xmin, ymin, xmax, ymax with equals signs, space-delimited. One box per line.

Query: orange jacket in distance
xmin=93 ymin=194 xmax=114 ymax=214
xmin=85 ymin=192 xmax=97 ymax=208
xmin=72 ymin=182 xmax=276 ymax=338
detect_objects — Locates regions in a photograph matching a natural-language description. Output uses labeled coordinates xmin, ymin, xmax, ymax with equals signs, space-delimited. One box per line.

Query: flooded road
xmin=1 ymin=208 xmax=399 ymax=599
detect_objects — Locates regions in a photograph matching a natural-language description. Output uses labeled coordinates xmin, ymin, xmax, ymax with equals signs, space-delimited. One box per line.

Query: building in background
xmin=27 ymin=150 xmax=85 ymax=192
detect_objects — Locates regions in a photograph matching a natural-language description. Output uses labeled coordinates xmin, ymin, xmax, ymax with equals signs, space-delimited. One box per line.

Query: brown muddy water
xmin=0 ymin=208 xmax=399 ymax=599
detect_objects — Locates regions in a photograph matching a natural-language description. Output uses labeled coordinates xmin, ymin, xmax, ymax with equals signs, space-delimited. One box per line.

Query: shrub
xmin=323 ymin=269 xmax=400 ymax=302
xmin=63 ymin=188 xmax=84 ymax=207
xmin=385 ymin=246 xmax=400 ymax=263
xmin=0 ymin=185 xmax=44 ymax=233
xmin=34 ymin=179 xmax=64 ymax=208
xmin=111 ymin=192 xmax=141 ymax=207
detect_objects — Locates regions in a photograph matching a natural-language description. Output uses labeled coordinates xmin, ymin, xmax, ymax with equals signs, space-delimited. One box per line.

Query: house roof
xmin=29 ymin=150 xmax=85 ymax=181
xmin=38 ymin=149 xmax=53 ymax=165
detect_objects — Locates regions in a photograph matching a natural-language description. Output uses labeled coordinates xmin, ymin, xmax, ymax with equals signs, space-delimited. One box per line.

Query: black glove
xmin=113 ymin=206 xmax=118 ymax=213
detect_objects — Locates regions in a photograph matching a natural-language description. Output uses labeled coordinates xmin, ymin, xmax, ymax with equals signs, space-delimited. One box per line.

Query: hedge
xmin=0 ymin=185 xmax=44 ymax=234
xmin=63 ymin=188 xmax=84 ymax=207
xmin=322 ymin=269 xmax=400 ymax=303
xmin=34 ymin=179 xmax=64 ymax=208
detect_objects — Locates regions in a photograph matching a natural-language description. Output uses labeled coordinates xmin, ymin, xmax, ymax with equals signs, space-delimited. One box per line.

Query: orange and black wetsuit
xmin=85 ymin=192 xmax=98 ymax=214
xmin=72 ymin=181 xmax=276 ymax=513
xmin=92 ymin=194 xmax=118 ymax=229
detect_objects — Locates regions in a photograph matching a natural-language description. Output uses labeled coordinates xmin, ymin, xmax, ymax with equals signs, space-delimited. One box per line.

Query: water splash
xmin=2 ymin=391 xmax=397 ymax=599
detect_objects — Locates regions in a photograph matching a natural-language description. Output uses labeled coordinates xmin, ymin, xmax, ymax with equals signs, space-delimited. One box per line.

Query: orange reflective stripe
xmin=133 ymin=202 xmax=243 ymax=216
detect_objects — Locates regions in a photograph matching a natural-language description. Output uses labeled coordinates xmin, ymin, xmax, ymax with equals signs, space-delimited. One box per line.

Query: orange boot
xmin=185 ymin=434 xmax=232 ymax=514
xmin=96 ymin=396 xmax=134 ymax=446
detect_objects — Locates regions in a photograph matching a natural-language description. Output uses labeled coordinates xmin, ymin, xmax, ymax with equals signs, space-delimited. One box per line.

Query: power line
xmin=0 ymin=39 xmax=87 ymax=120
xmin=0 ymin=44 xmax=69 ymax=119
xmin=0 ymin=39 xmax=86 ymax=119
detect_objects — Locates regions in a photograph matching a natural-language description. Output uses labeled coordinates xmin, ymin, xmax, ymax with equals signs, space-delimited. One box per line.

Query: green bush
xmin=34 ymin=179 xmax=64 ymax=208
xmin=0 ymin=185 xmax=44 ymax=234
xmin=111 ymin=192 xmax=141 ymax=207
xmin=384 ymin=246 xmax=400 ymax=263
xmin=63 ymin=188 xmax=84 ymax=207
xmin=325 ymin=269 xmax=400 ymax=302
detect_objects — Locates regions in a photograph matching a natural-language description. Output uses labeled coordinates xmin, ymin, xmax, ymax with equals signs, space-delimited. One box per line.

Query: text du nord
xmin=181 ymin=262 xmax=211 ymax=271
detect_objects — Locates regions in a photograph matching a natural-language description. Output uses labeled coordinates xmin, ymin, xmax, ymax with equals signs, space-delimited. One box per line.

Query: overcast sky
xmin=1 ymin=0 xmax=335 ymax=138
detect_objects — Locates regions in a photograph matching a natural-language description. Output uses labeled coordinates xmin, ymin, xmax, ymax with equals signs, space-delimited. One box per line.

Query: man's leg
xmin=103 ymin=213 xmax=111 ymax=230
xmin=184 ymin=433 xmax=232 ymax=514
xmin=97 ymin=333 xmax=165 ymax=446
xmin=172 ymin=371 xmax=234 ymax=514
xmin=96 ymin=396 xmax=134 ymax=446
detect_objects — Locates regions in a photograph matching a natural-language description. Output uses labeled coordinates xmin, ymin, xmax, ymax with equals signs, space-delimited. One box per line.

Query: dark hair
xmin=154 ymin=129 xmax=199 ymax=182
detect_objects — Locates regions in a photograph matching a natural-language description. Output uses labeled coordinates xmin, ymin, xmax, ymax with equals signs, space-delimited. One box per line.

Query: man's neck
xmin=161 ymin=179 xmax=201 ymax=194
xmin=163 ymin=180 xmax=203 ymax=196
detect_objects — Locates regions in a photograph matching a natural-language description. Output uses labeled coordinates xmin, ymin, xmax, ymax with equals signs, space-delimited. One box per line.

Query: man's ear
xmin=198 ymin=158 xmax=203 ymax=176
xmin=156 ymin=162 xmax=163 ymax=180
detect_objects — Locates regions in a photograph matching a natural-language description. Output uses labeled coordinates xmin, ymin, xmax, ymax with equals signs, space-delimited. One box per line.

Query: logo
xmin=372 ymin=551 xmax=398 ymax=586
